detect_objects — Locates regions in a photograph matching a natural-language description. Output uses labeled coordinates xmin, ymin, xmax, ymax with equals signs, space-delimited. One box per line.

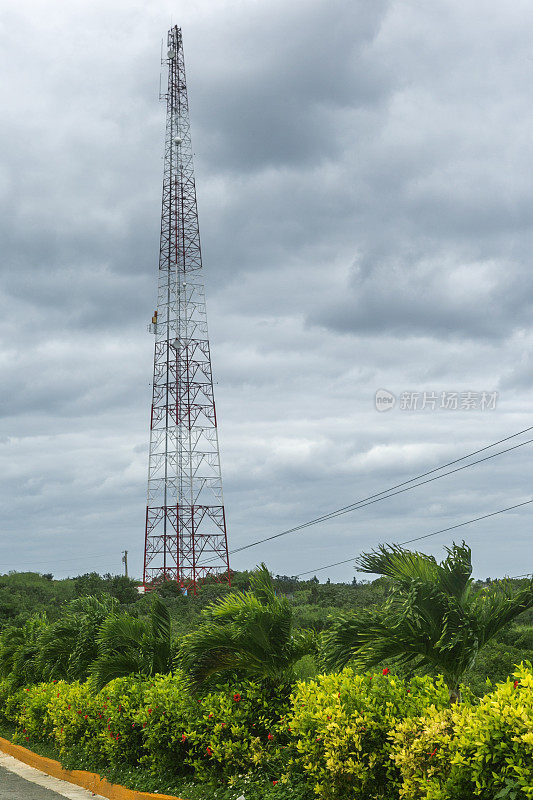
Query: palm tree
xmin=0 ymin=614 xmax=48 ymax=687
xmin=89 ymin=594 xmax=172 ymax=690
xmin=324 ymin=542 xmax=533 ymax=699
xmin=179 ymin=564 xmax=315 ymax=689
xmin=37 ymin=595 xmax=117 ymax=681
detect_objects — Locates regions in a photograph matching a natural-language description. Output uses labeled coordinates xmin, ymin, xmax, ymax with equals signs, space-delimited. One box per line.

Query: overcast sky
xmin=1 ymin=0 xmax=532 ymax=582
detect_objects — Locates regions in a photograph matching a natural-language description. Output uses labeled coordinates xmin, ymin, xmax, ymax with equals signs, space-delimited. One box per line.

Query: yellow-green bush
xmin=4 ymin=666 xmax=533 ymax=799
xmin=46 ymin=680 xmax=103 ymax=760
xmin=132 ymin=671 xmax=195 ymax=775
xmin=14 ymin=681 xmax=60 ymax=744
xmin=390 ymin=663 xmax=533 ymax=800
xmin=289 ymin=669 xmax=450 ymax=800
xmin=96 ymin=675 xmax=150 ymax=768
xmin=389 ymin=706 xmax=461 ymax=800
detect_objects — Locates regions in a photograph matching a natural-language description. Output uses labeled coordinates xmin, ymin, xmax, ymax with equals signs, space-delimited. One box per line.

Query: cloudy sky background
xmin=1 ymin=0 xmax=532 ymax=582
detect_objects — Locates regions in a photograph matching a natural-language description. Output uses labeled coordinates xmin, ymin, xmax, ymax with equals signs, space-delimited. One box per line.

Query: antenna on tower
xmin=143 ymin=26 xmax=231 ymax=595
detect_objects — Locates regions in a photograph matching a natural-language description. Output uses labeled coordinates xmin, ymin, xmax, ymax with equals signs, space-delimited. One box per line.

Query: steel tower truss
xmin=143 ymin=26 xmax=230 ymax=592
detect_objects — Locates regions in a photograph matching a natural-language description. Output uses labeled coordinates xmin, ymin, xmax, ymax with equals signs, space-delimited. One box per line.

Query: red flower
xmin=53 ymin=680 xmax=57 ymax=684
xmin=143 ymin=722 xmax=146 ymax=727
xmin=514 ymin=680 xmax=520 ymax=689
xmin=181 ymin=734 xmax=187 ymax=742
xmin=57 ymin=693 xmax=60 ymax=698
xmin=221 ymin=723 xmax=226 ymax=729
xmin=233 ymin=693 xmax=241 ymax=702
xmin=132 ymin=723 xmax=135 ymax=728
xmin=273 ymin=780 xmax=278 ymax=785
xmin=209 ymin=713 xmax=213 ymax=718
xmin=382 ymin=668 xmax=390 ymax=676
xmin=206 ymin=746 xmax=213 ymax=756
xmin=68 ymin=705 xmax=71 ymax=710
xmin=84 ymin=715 xmax=88 ymax=720
xmin=268 ymin=733 xmax=274 ymax=740
xmin=148 ymin=708 xmax=152 ymax=714
xmin=429 ymin=747 xmax=437 ymax=758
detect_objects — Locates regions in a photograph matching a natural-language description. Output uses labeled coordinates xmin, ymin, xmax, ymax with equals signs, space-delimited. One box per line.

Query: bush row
xmin=1 ymin=665 xmax=532 ymax=799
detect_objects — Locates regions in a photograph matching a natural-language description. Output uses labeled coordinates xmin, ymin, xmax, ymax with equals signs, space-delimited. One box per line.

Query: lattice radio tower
xmin=143 ymin=26 xmax=230 ymax=592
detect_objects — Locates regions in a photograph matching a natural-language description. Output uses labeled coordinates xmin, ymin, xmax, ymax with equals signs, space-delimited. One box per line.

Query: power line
xmin=5 ymin=425 xmax=532 ymax=576
xmin=226 ymin=432 xmax=533 ymax=560
xmin=293 ymin=498 xmax=533 ymax=577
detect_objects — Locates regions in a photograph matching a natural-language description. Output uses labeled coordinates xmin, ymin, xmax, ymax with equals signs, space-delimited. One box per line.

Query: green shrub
xmin=46 ymin=680 xmax=103 ymax=760
xmin=138 ymin=674 xmax=290 ymax=783
xmin=390 ymin=663 xmax=533 ymax=799
xmin=14 ymin=681 xmax=60 ymax=744
xmin=3 ymin=683 xmax=25 ymax=726
xmin=182 ymin=681 xmax=290 ymax=783
xmin=289 ymin=668 xmax=450 ymax=800
xmin=96 ymin=675 xmax=150 ymax=768
xmin=0 ymin=678 xmax=17 ymax=724
xmin=135 ymin=671 xmax=196 ymax=776
xmin=389 ymin=706 xmax=461 ymax=800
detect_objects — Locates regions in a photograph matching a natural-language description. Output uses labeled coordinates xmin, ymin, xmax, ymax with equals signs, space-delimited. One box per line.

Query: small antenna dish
xmin=168 ymin=48 xmax=176 ymax=59
xmin=173 ymin=136 xmax=182 ymax=145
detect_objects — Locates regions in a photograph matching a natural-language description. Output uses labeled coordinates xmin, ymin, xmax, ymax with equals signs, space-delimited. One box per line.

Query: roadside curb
xmin=0 ymin=737 xmax=186 ymax=800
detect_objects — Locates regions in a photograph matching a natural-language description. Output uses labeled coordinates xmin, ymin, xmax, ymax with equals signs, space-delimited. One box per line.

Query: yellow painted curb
xmin=0 ymin=736 xmax=187 ymax=800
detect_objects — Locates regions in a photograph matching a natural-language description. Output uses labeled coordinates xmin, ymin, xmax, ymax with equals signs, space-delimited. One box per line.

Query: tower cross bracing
xmin=143 ymin=26 xmax=230 ymax=592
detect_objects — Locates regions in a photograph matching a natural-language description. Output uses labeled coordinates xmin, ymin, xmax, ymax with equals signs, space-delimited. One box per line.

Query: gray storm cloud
xmin=0 ymin=0 xmax=532 ymax=581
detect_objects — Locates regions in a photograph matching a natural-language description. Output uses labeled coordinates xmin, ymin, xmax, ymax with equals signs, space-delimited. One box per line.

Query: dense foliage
xmin=325 ymin=543 xmax=533 ymax=696
xmin=1 ymin=667 xmax=533 ymax=799
xmin=0 ymin=563 xmax=532 ymax=695
xmin=1 ymin=555 xmax=533 ymax=798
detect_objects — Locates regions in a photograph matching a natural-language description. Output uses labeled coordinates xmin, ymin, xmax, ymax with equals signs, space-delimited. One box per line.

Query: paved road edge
xmin=0 ymin=737 xmax=186 ymax=800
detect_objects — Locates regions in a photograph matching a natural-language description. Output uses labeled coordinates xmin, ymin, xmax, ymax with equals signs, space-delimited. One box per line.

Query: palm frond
xmin=436 ymin=542 xmax=472 ymax=600
xmin=150 ymin=594 xmax=172 ymax=674
xmin=89 ymin=652 xmax=146 ymax=692
xmin=475 ymin=579 xmax=533 ymax=646
xmin=356 ymin=544 xmax=440 ymax=585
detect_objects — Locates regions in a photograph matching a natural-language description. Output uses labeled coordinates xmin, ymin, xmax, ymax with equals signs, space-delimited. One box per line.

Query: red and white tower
xmin=143 ymin=26 xmax=230 ymax=592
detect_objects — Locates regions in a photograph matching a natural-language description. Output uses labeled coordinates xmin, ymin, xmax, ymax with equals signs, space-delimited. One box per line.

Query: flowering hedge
xmin=1 ymin=666 xmax=532 ymax=798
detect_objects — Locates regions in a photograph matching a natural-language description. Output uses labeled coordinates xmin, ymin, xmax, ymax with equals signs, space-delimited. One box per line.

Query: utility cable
xmin=293 ymin=498 xmax=532 ymax=577
xmin=224 ymin=433 xmax=533 ymax=560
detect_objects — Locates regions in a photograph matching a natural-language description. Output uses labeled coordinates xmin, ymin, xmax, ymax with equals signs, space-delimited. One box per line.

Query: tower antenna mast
xmin=143 ymin=26 xmax=231 ymax=593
